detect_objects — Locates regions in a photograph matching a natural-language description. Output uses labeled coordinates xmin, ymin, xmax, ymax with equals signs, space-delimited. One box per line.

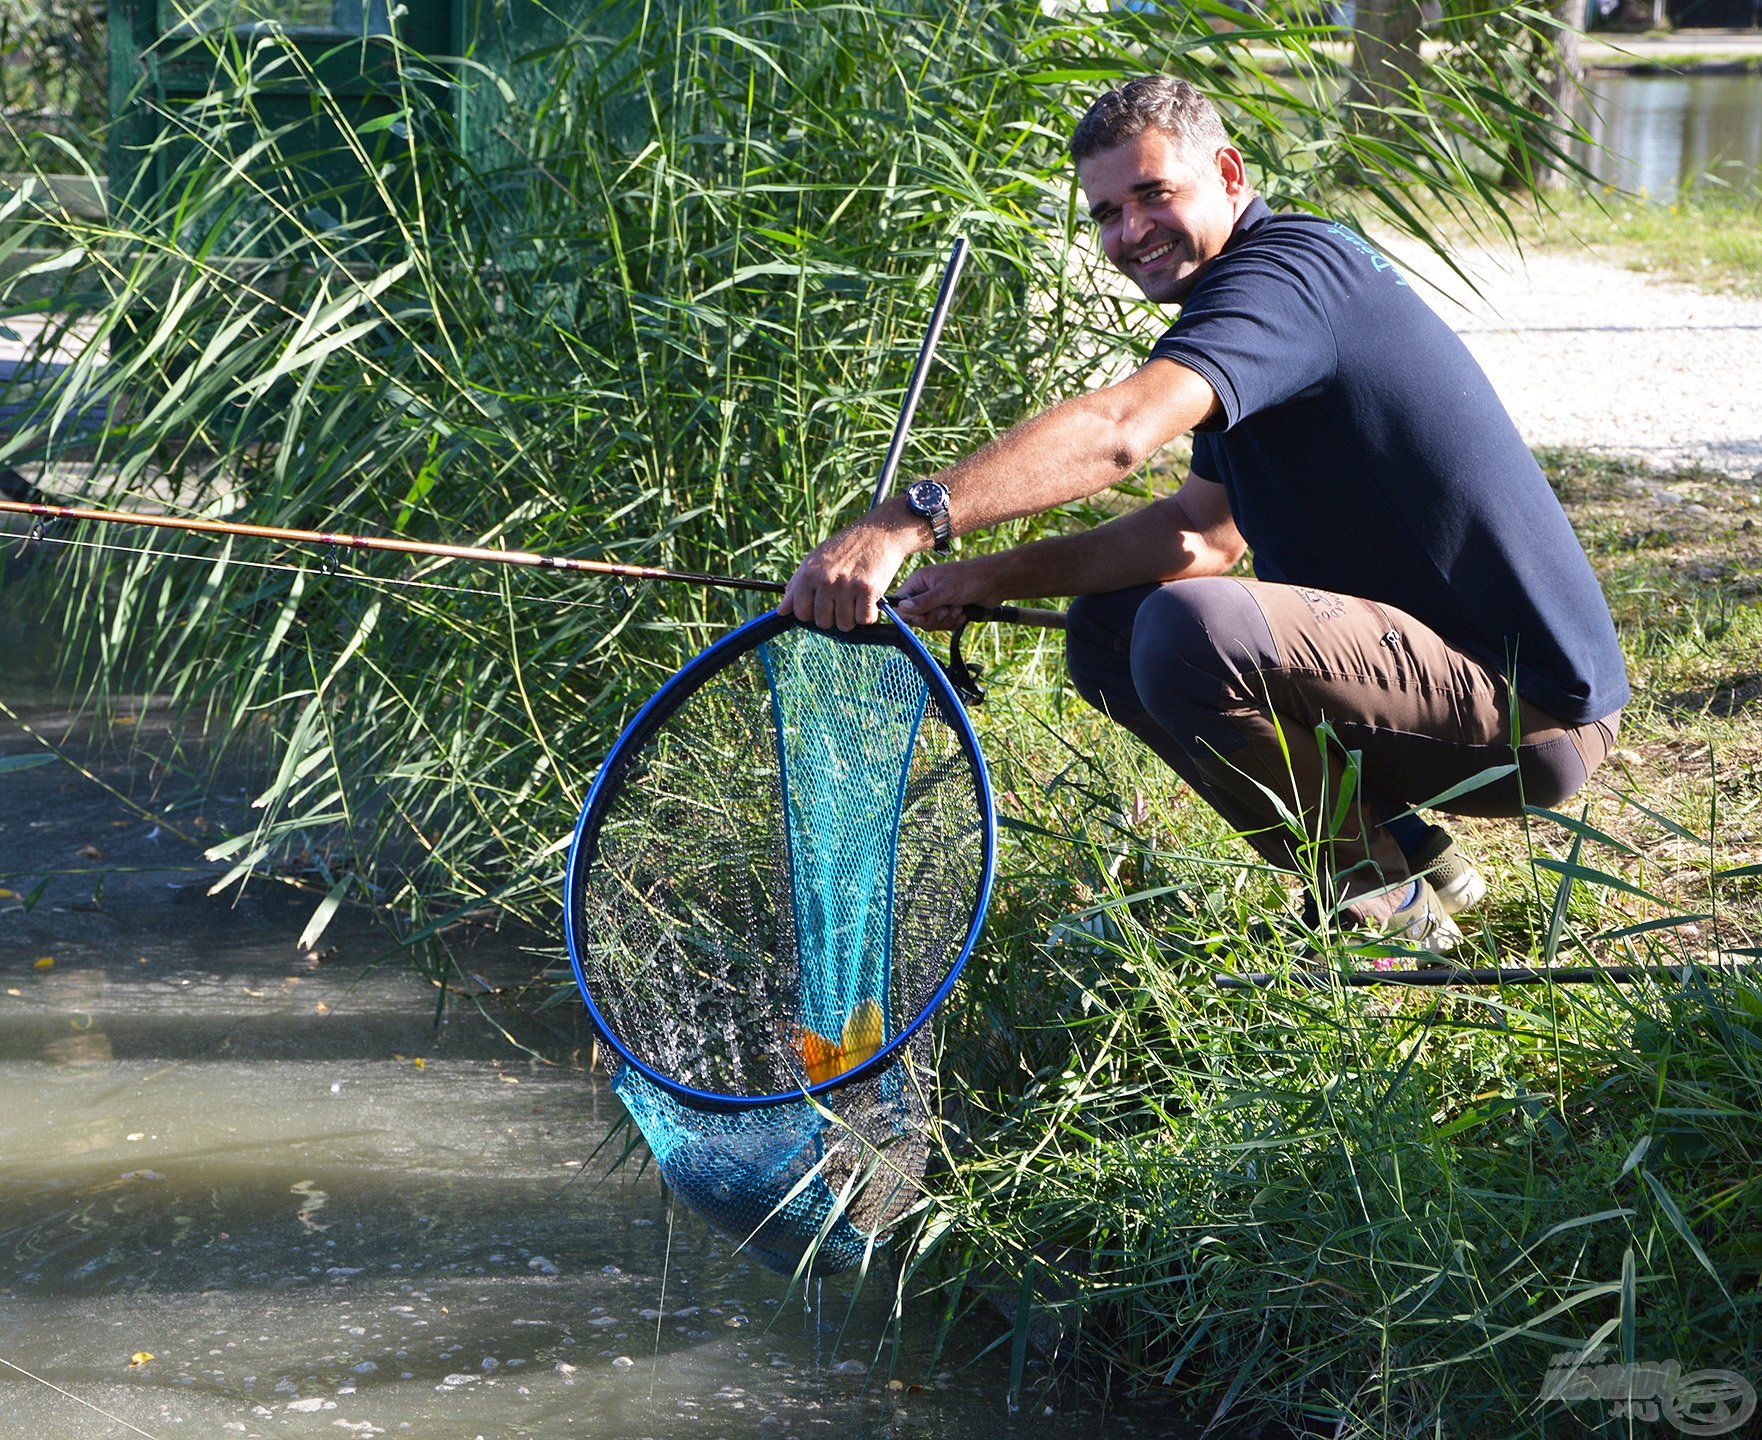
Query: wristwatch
xmin=905 ymin=479 xmax=953 ymax=553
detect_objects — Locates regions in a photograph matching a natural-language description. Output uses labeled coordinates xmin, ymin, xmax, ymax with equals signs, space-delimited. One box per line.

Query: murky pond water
xmin=0 ymin=607 xmax=1144 ymax=1437
xmin=1582 ymin=71 xmax=1762 ymax=195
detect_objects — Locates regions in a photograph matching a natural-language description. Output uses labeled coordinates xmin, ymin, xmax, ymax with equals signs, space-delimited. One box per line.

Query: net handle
xmin=870 ymin=238 xmax=969 ymax=512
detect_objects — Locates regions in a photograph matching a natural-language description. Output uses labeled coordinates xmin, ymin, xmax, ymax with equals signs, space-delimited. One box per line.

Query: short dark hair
xmin=1069 ymin=76 xmax=1231 ymax=164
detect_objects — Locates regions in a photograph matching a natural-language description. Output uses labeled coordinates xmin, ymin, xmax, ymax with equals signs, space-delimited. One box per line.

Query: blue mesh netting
xmin=612 ymin=1055 xmax=927 ymax=1277
xmin=568 ymin=616 xmax=987 ymax=1274
xmin=759 ymin=630 xmax=926 ymax=1044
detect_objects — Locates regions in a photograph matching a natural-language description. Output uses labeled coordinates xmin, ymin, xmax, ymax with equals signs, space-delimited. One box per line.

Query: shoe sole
xmin=1393 ymin=911 xmax=1463 ymax=957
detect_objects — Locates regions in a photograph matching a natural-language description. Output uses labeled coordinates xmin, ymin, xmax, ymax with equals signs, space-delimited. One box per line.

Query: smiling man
xmin=779 ymin=76 xmax=1628 ymax=951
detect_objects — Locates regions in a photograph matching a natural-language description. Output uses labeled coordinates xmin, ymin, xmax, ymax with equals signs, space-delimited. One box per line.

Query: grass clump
xmin=902 ymin=452 xmax=1762 ymax=1432
xmin=920 ymin=924 xmax=1762 ymax=1431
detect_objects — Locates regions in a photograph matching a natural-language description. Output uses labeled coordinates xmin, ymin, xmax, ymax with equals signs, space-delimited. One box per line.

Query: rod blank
xmin=1215 ymin=962 xmax=1761 ymax=989
xmin=0 ymin=498 xmax=1067 ymax=630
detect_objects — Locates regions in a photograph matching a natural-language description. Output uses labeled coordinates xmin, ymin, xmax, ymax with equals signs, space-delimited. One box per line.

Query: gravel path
xmin=1383 ymin=233 xmax=1761 ymax=479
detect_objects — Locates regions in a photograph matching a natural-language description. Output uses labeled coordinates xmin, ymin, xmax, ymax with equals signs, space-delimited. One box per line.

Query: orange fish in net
xmin=791 ymin=998 xmax=887 ymax=1086
xmin=795 ymin=1025 xmax=842 ymax=1086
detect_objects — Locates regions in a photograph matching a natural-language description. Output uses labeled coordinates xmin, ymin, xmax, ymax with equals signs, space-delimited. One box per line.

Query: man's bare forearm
xmin=936 ymin=394 xmax=1154 ymax=534
xmin=928 ymin=364 xmax=1215 ymax=540
xmin=859 ymin=394 xmax=1144 ymax=555
xmin=978 ymin=496 xmax=1238 ymax=600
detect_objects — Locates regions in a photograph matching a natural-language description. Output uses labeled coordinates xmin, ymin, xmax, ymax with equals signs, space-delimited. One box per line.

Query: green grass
xmin=1493 ymin=187 xmax=1762 ymax=298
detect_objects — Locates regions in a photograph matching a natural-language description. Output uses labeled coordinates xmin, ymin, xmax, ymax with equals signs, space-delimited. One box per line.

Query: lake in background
xmin=1582 ymin=70 xmax=1762 ymax=194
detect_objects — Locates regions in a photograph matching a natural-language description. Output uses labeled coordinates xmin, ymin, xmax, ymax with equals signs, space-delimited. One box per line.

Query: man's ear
xmin=1216 ymin=146 xmax=1248 ymax=195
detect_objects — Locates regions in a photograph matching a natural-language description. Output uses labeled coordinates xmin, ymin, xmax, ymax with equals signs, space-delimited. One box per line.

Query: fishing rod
xmin=0 ymin=498 xmax=1067 ymax=631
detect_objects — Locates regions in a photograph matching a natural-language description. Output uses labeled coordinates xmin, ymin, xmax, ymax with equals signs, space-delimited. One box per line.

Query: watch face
xmin=907 ymin=480 xmax=949 ymax=513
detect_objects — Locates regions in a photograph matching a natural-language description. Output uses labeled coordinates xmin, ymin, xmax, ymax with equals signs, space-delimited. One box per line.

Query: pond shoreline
xmin=1592 ymin=56 xmax=1762 ymax=73
xmin=1584 ymin=27 xmax=1762 ymax=72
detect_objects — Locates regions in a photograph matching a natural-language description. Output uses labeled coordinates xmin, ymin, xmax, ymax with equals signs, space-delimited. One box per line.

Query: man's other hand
xmin=778 ymin=516 xmax=916 ymax=631
xmin=893 ymin=556 xmax=1004 ymax=631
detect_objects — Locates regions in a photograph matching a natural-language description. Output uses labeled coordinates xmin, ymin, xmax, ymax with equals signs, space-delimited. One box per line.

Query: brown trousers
xmin=1065 ymin=578 xmax=1620 ymax=922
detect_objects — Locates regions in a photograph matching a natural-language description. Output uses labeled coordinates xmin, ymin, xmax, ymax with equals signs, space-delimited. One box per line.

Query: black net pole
xmin=870 ymin=238 xmax=969 ymax=512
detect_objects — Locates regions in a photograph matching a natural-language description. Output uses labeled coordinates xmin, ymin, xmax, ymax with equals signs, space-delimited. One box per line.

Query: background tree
xmin=0 ymin=0 xmax=106 ymax=166
xmin=1348 ymin=0 xmax=1429 ymax=124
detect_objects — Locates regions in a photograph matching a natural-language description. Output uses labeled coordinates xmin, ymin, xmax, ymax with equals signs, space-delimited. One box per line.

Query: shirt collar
xmin=1176 ymin=196 xmax=1272 ymax=310
xmin=1223 ymin=195 xmax=1273 ymax=254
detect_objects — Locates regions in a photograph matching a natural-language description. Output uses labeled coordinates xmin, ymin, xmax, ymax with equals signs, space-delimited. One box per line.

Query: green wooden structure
xmin=106 ymin=1 xmax=584 ymax=221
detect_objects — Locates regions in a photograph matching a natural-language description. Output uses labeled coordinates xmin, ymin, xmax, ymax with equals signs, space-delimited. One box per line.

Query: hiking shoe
xmin=1256 ymin=882 xmax=1453 ymax=954
xmin=1242 ymin=879 xmax=1459 ymax=973
xmin=1408 ymin=824 xmax=1488 ymax=917
xmin=1373 ymin=875 xmax=1462 ymax=957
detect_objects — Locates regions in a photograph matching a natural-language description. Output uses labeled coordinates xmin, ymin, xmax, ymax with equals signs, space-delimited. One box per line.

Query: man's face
xmin=1078 ymin=129 xmax=1250 ymax=305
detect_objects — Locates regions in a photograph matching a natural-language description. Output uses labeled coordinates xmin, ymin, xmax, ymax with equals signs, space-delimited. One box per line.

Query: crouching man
xmin=780 ymin=76 xmax=1628 ymax=952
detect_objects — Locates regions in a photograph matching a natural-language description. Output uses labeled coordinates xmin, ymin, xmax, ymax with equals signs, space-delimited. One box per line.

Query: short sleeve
xmin=1148 ymin=246 xmax=1340 ymax=431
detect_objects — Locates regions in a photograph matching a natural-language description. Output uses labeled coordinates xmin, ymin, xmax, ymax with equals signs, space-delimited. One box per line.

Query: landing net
xmin=565 ymin=609 xmax=993 ymax=1272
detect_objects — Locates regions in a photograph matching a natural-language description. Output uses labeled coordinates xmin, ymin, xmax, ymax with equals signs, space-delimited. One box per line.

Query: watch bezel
xmin=906 ymin=479 xmax=951 ymax=513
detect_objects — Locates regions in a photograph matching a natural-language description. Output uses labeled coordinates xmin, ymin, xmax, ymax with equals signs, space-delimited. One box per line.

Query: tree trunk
xmin=1348 ymin=0 xmax=1429 ymax=124
xmin=1540 ymin=0 xmax=1586 ymax=191
xmin=1503 ymin=0 xmax=1587 ymax=191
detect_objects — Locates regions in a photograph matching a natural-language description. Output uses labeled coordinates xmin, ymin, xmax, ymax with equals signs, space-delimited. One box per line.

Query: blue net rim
xmin=564 ymin=604 xmax=997 ymax=1113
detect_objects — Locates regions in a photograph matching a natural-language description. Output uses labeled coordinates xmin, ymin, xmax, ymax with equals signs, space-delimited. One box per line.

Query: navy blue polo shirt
xmin=1147 ymin=197 xmax=1629 ymax=725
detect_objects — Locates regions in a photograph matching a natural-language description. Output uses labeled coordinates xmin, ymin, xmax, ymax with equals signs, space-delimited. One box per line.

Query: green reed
xmin=1 ymin=0 xmax=1586 ymax=945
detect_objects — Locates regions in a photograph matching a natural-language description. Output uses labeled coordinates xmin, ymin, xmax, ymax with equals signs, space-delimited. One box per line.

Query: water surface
xmin=1582 ymin=71 xmax=1762 ymax=195
xmin=0 ymin=676 xmax=1136 ymax=1438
